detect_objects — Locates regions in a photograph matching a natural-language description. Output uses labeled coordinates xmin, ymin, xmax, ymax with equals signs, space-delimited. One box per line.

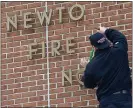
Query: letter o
xmin=69 ymin=4 xmax=84 ymax=21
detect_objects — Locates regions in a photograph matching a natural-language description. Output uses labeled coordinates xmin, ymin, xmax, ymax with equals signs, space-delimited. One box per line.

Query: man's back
xmin=83 ymin=28 xmax=132 ymax=101
xmin=82 ymin=27 xmax=132 ymax=108
xmin=92 ymin=46 xmax=132 ymax=101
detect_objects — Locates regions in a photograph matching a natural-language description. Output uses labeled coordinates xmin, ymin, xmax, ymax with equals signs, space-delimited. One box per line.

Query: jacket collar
xmin=94 ymin=47 xmax=110 ymax=57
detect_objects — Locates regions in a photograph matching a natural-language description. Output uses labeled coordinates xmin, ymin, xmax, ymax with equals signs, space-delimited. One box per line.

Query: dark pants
xmin=99 ymin=93 xmax=132 ymax=108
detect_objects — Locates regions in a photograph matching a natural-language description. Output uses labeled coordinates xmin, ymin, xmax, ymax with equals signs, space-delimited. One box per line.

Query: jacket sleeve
xmin=105 ymin=28 xmax=128 ymax=51
xmin=83 ymin=64 xmax=97 ymax=89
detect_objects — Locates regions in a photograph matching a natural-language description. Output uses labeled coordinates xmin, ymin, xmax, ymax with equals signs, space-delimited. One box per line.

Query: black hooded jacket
xmin=83 ymin=29 xmax=132 ymax=101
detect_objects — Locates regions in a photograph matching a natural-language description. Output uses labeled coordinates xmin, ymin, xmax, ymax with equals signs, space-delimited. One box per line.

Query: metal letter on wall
xmin=51 ymin=40 xmax=61 ymax=56
xmin=76 ymin=67 xmax=84 ymax=85
xmin=56 ymin=7 xmax=65 ymax=24
xmin=6 ymin=15 xmax=17 ymax=31
xmin=66 ymin=37 xmax=75 ymax=54
xmin=24 ymin=12 xmax=33 ymax=29
xmin=37 ymin=9 xmax=52 ymax=26
xmin=41 ymin=41 xmax=46 ymax=58
xmin=69 ymin=4 xmax=84 ymax=21
xmin=62 ymin=69 xmax=72 ymax=86
xmin=29 ymin=42 xmax=38 ymax=59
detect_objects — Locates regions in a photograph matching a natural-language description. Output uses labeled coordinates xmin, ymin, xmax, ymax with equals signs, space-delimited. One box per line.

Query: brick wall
xmin=1 ymin=1 xmax=132 ymax=107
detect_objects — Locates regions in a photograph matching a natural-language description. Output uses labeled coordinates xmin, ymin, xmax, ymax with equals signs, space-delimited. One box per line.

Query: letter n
xmin=62 ymin=69 xmax=72 ymax=86
xmin=6 ymin=15 xmax=17 ymax=31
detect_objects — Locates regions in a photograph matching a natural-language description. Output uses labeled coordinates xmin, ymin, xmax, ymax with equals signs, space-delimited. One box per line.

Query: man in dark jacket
xmin=80 ymin=26 xmax=132 ymax=108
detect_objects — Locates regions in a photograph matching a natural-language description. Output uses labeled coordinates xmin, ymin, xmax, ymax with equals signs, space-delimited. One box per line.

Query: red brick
xmin=15 ymin=98 xmax=28 ymax=104
xmin=49 ymin=35 xmax=62 ymax=41
xmin=51 ymin=98 xmax=64 ymax=104
xmin=7 ymin=11 xmax=20 ymax=16
xmin=29 ymin=75 xmax=43 ymax=81
xmin=29 ymin=96 xmax=43 ymax=102
xmin=81 ymin=95 xmax=96 ymax=101
xmin=2 ymin=100 xmax=14 ymax=106
xmin=50 ymin=77 xmax=62 ymax=83
xmin=126 ymin=13 xmax=132 ymax=18
xmin=108 ymin=4 xmax=123 ymax=10
xmin=89 ymin=100 xmax=99 ymax=105
xmin=62 ymin=2 xmax=76 ymax=8
xmin=57 ymin=92 xmax=72 ymax=98
xmin=22 ymin=71 xmax=36 ymax=77
xmin=29 ymin=85 xmax=43 ymax=91
xmin=2 ymin=89 xmax=13 ymax=95
xmin=49 ymin=24 xmax=62 ymax=30
xmin=2 ymin=95 xmax=7 ymax=101
xmin=2 ymin=58 xmax=13 ymax=64
xmin=37 ymin=90 xmax=47 ymax=96
xmin=14 ymin=56 xmax=27 ymax=62
xmin=8 ymin=62 xmax=21 ymax=68
xmin=7 ymin=31 xmax=20 ymax=37
xmin=9 ymin=104 xmax=22 ymax=107
xmin=1 ymin=2 xmax=6 ymax=8
xmin=125 ymin=24 xmax=132 ymax=30
xmin=8 ymin=93 xmax=21 ymax=100
xmin=22 ymin=91 xmax=36 ymax=98
xmin=7 ymin=2 xmax=21 ymax=6
xmin=101 ymin=1 xmax=116 ymax=6
xmin=37 ymin=79 xmax=47 ymax=85
xmin=55 ymin=28 xmax=69 ymax=35
xmin=14 ymin=5 xmax=27 ymax=10
xmin=22 ymin=81 xmax=36 ymax=87
xmin=65 ymin=96 xmax=80 ymax=102
xmin=118 ymin=7 xmax=132 ymax=14
xmin=2 ymin=54 xmax=6 ymax=59
xmin=49 ymin=67 xmax=62 ymax=73
xmin=101 ymin=11 xmax=117 ymax=17
xmin=1 ymin=7 xmax=13 ymax=13
xmin=65 ymin=85 xmax=79 ymax=92
xmin=8 ymin=83 xmax=21 ymax=89
xmin=28 ymin=2 xmax=41 ymax=8
xmin=37 ymin=100 xmax=48 ymax=106
xmin=2 ymin=75 xmax=6 ymax=80
xmin=110 ymin=15 xmax=125 ymax=21
xmin=50 ymin=88 xmax=64 ymax=94
xmin=23 ymin=102 xmax=37 ymax=107
xmin=85 ymin=2 xmax=100 ymax=9
xmin=70 ymin=26 xmax=84 ymax=33
xmin=14 ymin=87 xmax=28 ymax=93
xmin=73 ymin=101 xmax=87 ymax=107
xmin=50 ymin=83 xmax=56 ymax=89
xmin=1 ymin=79 xmax=14 ymax=85
xmin=2 ymin=48 xmax=13 ymax=54
xmin=1 ymin=85 xmax=7 ymax=90
xmin=7 ymin=52 xmax=20 ymax=58
xmin=7 ymin=73 xmax=21 ymax=79
xmin=62 ymin=22 xmax=77 ymax=29
xmin=93 ymin=7 xmax=107 ymax=13
xmin=63 ymin=54 xmax=78 ymax=60
xmin=13 ymin=36 xmax=27 ymax=41
xmin=22 ymin=29 xmax=35 ymax=35
xmin=124 ymin=2 xmax=132 ymax=8
xmin=27 ymin=33 xmax=42 ymax=39
xmin=14 ymin=67 xmax=27 ymax=73
xmin=57 ymin=102 xmax=72 ymax=107
xmin=94 ymin=17 xmax=108 ymax=23
xmin=78 ymin=20 xmax=93 ymax=26
xmin=56 ymin=61 xmax=70 ymax=67
xmin=117 ymin=19 xmax=132 ymax=25
xmin=73 ymin=90 xmax=87 ymax=96
xmin=29 ymin=64 xmax=42 ymax=70
xmin=101 ymin=21 xmax=116 ymax=27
